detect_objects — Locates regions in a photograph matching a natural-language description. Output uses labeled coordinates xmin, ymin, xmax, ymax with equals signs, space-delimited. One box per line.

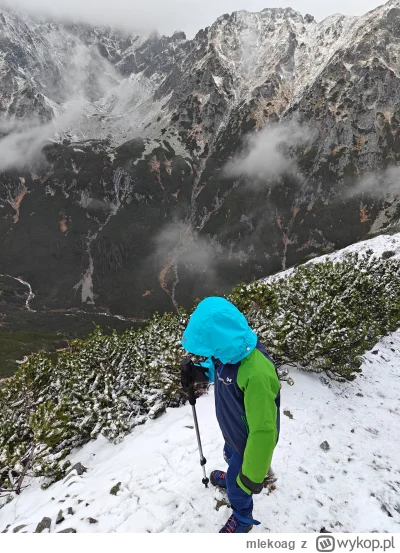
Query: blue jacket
xmin=182 ymin=297 xmax=281 ymax=494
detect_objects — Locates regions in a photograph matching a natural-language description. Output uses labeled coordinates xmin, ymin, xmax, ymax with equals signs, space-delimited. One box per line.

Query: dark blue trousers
xmin=224 ymin=444 xmax=260 ymax=525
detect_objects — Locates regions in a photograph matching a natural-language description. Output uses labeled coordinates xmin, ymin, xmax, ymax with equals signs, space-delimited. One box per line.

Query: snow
xmin=1 ymin=329 xmax=399 ymax=533
xmin=3 ymin=0 xmax=400 ymax=150
xmin=263 ymin=232 xmax=400 ymax=284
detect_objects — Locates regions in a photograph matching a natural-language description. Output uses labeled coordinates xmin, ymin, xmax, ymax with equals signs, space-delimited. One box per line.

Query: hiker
xmin=181 ymin=296 xmax=281 ymax=534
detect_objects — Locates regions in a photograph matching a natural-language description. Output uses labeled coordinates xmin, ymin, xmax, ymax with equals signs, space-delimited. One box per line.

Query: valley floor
xmin=1 ymin=331 xmax=400 ymax=533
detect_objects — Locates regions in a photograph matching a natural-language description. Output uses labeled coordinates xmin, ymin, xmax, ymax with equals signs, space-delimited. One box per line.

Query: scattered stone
xmin=56 ymin=510 xmax=64 ymax=525
xmin=283 ymin=410 xmax=294 ymax=420
xmin=185 ymin=425 xmax=194 ymax=429
xmin=319 ymin=376 xmax=330 ymax=386
xmin=88 ymin=518 xmax=98 ymax=524
xmin=351 ymin=429 xmax=355 ymax=433
xmin=67 ymin=507 xmax=75 ymax=516
xmin=372 ymin=350 xmax=379 ymax=355
xmin=110 ymin=482 xmax=122 ymax=496
xmin=86 ymin=503 xmax=90 ymax=507
xmin=149 ymin=405 xmax=166 ymax=420
xmin=320 ymin=441 xmax=330 ymax=452
xmin=356 ymin=393 xmax=364 ymax=397
xmin=1 ymin=525 xmax=11 ymax=533
xmin=78 ymin=500 xmax=84 ymax=504
xmin=215 ymin=497 xmax=231 ymax=511
xmin=13 ymin=525 xmax=27 ymax=533
xmin=381 ymin=504 xmax=393 ymax=518
xmin=320 ymin=527 xmax=332 ymax=533
xmin=58 ymin=499 xmax=66 ymax=503
xmin=65 ymin=494 xmax=70 ymax=498
xmin=35 ymin=517 xmax=52 ymax=533
xmin=263 ymin=468 xmax=278 ymax=495
xmin=57 ymin=528 xmax=77 ymax=533
xmin=67 ymin=463 xmax=87 ymax=477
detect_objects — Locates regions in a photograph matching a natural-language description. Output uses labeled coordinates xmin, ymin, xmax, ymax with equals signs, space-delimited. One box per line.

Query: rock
xmin=351 ymin=429 xmax=355 ymax=433
xmin=283 ymin=409 xmax=294 ymax=419
xmin=110 ymin=482 xmax=122 ymax=496
xmin=35 ymin=517 xmax=52 ymax=533
xmin=215 ymin=497 xmax=231 ymax=511
xmin=1 ymin=525 xmax=11 ymax=533
xmin=372 ymin=350 xmax=379 ymax=355
xmin=87 ymin=518 xmax=98 ymax=524
xmin=320 ymin=527 xmax=331 ymax=533
xmin=67 ymin=507 xmax=75 ymax=515
xmin=13 ymin=525 xmax=27 ymax=533
xmin=66 ymin=463 xmax=87 ymax=477
xmin=320 ymin=441 xmax=330 ymax=452
xmin=56 ymin=510 xmax=64 ymax=524
xmin=57 ymin=528 xmax=77 ymax=533
xmin=263 ymin=468 xmax=278 ymax=495
xmin=148 ymin=405 xmax=166 ymax=420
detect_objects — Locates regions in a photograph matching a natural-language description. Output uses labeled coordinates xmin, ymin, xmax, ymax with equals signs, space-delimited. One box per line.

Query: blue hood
xmin=181 ymin=297 xmax=258 ymax=364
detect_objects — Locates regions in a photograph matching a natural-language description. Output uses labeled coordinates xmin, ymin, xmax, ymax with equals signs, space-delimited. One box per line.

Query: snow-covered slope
xmin=264 ymin=232 xmax=400 ymax=284
xmin=1 ymin=328 xmax=399 ymax=533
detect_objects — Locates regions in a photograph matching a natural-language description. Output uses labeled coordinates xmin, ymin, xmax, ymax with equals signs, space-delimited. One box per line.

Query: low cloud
xmin=350 ymin=166 xmax=400 ymax=198
xmin=0 ymin=98 xmax=85 ymax=172
xmin=1 ymin=0 xmax=385 ymax=39
xmin=152 ymin=221 xmax=226 ymax=301
xmin=224 ymin=121 xmax=312 ymax=184
xmin=153 ymin=222 xmax=220 ymax=274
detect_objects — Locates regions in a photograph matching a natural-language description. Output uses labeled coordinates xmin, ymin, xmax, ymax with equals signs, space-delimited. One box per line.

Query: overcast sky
xmin=1 ymin=0 xmax=387 ymax=37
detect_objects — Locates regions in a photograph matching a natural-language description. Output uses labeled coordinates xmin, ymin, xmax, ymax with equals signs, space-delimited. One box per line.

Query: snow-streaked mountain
xmin=2 ymin=1 xmax=400 ymax=147
xmin=1 ymin=2 xmax=400 ymax=319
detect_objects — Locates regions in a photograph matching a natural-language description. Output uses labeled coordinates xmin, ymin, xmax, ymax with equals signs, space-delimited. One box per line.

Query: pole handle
xmin=188 ymin=383 xmax=196 ymax=406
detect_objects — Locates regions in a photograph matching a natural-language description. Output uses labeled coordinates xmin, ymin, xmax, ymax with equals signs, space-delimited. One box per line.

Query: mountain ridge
xmin=1 ymin=1 xmax=400 ymax=321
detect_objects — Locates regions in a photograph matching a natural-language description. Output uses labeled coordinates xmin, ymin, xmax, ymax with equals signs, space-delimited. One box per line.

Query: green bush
xmin=1 ymin=251 xmax=399 ymax=492
xmin=230 ymin=251 xmax=400 ymax=380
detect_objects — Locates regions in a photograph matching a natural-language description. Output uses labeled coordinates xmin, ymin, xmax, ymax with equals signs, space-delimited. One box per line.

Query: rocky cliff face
xmin=1 ymin=1 xmax=400 ymax=318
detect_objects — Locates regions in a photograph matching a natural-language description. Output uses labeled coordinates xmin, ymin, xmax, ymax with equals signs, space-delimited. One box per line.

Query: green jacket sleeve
xmin=236 ymin=350 xmax=280 ymax=495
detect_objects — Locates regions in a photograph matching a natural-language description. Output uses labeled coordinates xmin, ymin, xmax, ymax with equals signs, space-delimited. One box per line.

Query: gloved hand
xmin=180 ymin=358 xmax=209 ymax=390
xmin=180 ymin=358 xmax=196 ymax=390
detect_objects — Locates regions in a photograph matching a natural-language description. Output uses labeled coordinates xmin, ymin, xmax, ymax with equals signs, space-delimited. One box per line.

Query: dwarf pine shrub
xmin=0 ymin=251 xmax=399 ymax=492
xmin=229 ymin=251 xmax=400 ymax=379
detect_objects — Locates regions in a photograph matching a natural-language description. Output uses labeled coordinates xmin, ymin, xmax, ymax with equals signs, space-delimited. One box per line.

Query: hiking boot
xmin=210 ymin=470 xmax=227 ymax=489
xmin=219 ymin=514 xmax=253 ymax=534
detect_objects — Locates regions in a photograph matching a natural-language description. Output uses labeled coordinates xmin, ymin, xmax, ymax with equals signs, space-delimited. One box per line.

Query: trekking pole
xmin=187 ymin=382 xmax=209 ymax=489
